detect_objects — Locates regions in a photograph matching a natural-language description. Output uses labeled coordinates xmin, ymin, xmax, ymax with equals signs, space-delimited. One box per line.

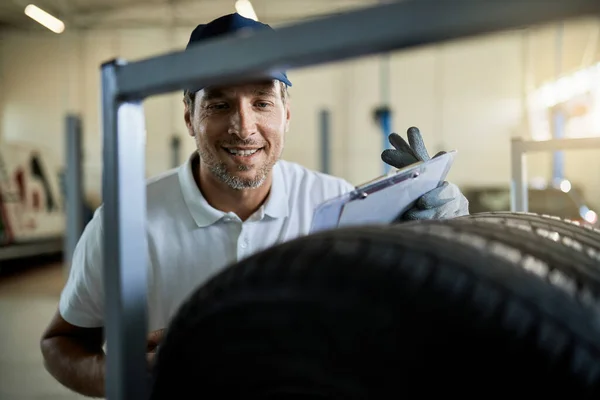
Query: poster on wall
xmin=0 ymin=142 xmax=65 ymax=244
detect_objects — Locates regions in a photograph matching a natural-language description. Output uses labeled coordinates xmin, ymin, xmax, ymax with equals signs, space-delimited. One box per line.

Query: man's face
xmin=185 ymin=80 xmax=290 ymax=190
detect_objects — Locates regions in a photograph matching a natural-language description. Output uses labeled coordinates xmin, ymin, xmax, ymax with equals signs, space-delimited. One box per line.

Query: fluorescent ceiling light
xmin=235 ymin=0 xmax=258 ymax=21
xmin=24 ymin=4 xmax=65 ymax=34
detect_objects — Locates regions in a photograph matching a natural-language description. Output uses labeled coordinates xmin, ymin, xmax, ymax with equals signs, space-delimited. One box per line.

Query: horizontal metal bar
xmin=115 ymin=0 xmax=600 ymax=100
xmin=513 ymin=137 xmax=600 ymax=153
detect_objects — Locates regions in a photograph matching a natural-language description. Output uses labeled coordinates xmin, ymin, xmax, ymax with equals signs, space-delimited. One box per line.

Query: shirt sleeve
xmin=58 ymin=206 xmax=105 ymax=328
xmin=340 ymin=179 xmax=355 ymax=194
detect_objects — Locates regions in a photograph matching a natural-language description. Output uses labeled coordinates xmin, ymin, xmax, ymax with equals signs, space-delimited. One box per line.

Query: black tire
xmin=460 ymin=211 xmax=600 ymax=259
xmin=150 ymin=224 xmax=600 ymax=399
xmin=400 ymin=218 xmax=600 ymax=310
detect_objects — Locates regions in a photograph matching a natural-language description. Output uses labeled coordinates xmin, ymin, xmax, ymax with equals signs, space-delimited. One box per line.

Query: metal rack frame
xmin=99 ymin=1 xmax=600 ymax=398
xmin=510 ymin=136 xmax=600 ymax=212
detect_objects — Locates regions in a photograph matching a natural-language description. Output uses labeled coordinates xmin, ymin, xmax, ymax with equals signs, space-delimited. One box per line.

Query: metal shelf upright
xmin=99 ymin=1 xmax=600 ymax=398
xmin=511 ymin=136 xmax=600 ymax=212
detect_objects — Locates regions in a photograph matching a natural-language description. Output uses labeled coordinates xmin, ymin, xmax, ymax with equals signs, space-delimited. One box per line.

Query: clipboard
xmin=309 ymin=151 xmax=456 ymax=233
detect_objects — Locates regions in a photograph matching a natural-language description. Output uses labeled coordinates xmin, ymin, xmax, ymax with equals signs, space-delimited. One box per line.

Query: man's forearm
xmin=41 ymin=337 xmax=106 ymax=398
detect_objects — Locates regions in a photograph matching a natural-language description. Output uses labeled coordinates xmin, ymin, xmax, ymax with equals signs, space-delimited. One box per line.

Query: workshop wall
xmin=340 ymin=32 xmax=526 ymax=187
xmin=1 ymin=18 xmax=599 ymax=210
xmin=0 ymin=26 xmax=343 ymax=200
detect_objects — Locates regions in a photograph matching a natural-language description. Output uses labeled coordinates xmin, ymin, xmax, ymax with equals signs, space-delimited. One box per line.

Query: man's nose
xmin=228 ymin=104 xmax=257 ymax=139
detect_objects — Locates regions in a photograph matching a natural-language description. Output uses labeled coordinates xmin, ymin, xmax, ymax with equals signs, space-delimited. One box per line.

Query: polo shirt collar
xmin=178 ymin=153 xmax=289 ymax=227
xmin=262 ymin=161 xmax=289 ymax=219
xmin=178 ymin=153 xmax=225 ymax=227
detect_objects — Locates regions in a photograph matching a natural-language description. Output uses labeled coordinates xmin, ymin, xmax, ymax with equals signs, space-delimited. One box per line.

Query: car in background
xmin=462 ymin=184 xmax=599 ymax=228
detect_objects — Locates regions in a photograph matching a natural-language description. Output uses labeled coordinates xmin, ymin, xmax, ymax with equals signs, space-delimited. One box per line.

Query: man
xmin=40 ymin=13 xmax=469 ymax=398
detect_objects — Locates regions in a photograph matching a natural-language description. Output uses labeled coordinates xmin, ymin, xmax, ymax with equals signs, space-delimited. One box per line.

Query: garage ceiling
xmin=0 ymin=0 xmax=381 ymax=31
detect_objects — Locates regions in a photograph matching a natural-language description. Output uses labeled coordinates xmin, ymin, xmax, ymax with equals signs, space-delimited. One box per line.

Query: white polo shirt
xmin=59 ymin=153 xmax=355 ymax=331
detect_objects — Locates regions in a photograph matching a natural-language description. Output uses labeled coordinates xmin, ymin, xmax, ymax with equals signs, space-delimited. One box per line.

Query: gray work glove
xmin=381 ymin=127 xmax=469 ymax=221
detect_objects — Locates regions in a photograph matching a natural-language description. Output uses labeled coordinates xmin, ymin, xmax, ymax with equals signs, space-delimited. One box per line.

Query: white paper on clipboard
xmin=309 ymin=151 xmax=456 ymax=233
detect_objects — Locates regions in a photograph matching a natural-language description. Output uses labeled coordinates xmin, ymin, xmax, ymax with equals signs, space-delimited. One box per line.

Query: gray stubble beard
xmin=207 ymin=160 xmax=270 ymax=190
xmin=197 ymin=143 xmax=279 ymax=190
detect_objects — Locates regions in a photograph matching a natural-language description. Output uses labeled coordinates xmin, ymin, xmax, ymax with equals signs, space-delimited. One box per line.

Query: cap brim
xmin=184 ymin=72 xmax=292 ymax=93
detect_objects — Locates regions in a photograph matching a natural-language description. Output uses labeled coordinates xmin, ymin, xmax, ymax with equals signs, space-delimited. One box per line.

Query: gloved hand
xmin=381 ymin=126 xmax=469 ymax=220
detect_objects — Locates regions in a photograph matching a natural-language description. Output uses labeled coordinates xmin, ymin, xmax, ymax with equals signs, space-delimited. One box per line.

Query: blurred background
xmin=0 ymin=0 xmax=599 ymax=398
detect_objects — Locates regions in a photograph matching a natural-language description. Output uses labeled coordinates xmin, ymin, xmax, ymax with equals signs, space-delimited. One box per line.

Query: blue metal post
xmin=552 ymin=22 xmax=565 ymax=187
xmin=319 ymin=109 xmax=331 ymax=174
xmin=552 ymin=109 xmax=565 ymax=186
xmin=378 ymin=108 xmax=392 ymax=174
xmin=378 ymin=52 xmax=392 ymax=175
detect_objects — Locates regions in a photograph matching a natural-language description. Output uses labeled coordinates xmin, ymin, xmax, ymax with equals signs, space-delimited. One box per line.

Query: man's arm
xmin=40 ymin=310 xmax=106 ymax=398
xmin=40 ymin=207 xmax=107 ymax=397
xmin=40 ymin=206 xmax=165 ymax=397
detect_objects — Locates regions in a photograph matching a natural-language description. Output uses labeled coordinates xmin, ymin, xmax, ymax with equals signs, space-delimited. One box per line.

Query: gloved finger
xmin=381 ymin=149 xmax=419 ymax=170
xmin=432 ymin=150 xmax=447 ymax=159
xmin=389 ymin=132 xmax=420 ymax=161
xmin=416 ymin=181 xmax=459 ymax=209
xmin=407 ymin=127 xmax=431 ymax=162
xmin=402 ymin=207 xmax=437 ymax=221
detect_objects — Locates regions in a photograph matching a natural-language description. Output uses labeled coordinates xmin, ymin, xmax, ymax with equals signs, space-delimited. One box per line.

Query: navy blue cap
xmin=185 ymin=13 xmax=292 ymax=93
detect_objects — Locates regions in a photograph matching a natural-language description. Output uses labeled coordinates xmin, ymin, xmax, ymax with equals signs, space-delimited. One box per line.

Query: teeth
xmin=227 ymin=148 xmax=259 ymax=156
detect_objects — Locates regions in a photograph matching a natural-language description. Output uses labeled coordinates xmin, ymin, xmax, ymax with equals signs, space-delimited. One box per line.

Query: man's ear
xmin=183 ymin=99 xmax=194 ymax=137
xmin=284 ymin=101 xmax=291 ymax=133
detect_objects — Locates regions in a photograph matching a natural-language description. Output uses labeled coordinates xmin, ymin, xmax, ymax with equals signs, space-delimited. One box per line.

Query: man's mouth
xmin=223 ymin=147 xmax=263 ymax=157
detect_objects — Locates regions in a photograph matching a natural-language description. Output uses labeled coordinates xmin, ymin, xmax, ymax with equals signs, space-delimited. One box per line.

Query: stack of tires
xmin=150 ymin=212 xmax=600 ymax=399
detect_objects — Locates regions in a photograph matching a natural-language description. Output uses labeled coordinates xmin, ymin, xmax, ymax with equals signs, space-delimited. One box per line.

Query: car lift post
xmin=64 ymin=114 xmax=84 ymax=272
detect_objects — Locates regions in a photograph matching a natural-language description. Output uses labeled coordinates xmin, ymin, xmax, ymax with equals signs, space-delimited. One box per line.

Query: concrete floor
xmin=0 ymin=260 xmax=87 ymax=400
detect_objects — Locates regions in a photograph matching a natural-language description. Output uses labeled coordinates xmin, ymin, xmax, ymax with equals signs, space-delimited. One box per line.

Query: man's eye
xmin=256 ymin=102 xmax=270 ymax=108
xmin=208 ymin=103 xmax=228 ymax=110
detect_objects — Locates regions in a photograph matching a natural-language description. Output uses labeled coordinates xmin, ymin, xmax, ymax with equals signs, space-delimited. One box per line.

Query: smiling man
xmin=39 ymin=12 xmax=469 ymax=398
xmin=185 ymin=79 xmax=296 ymax=221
